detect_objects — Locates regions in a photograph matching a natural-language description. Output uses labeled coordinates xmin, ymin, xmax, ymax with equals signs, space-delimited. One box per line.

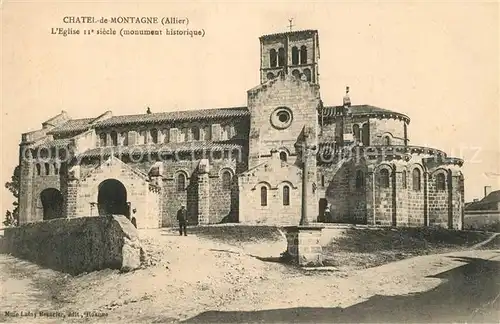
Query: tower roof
xmin=259 ymin=29 xmax=318 ymax=40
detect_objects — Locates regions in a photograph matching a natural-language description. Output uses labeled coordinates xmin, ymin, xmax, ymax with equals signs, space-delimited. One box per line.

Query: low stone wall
xmin=464 ymin=211 xmax=500 ymax=230
xmin=1 ymin=215 xmax=142 ymax=275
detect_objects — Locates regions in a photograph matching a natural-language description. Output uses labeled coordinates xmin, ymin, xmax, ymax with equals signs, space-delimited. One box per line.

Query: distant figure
xmin=324 ymin=206 xmax=331 ymax=223
xmin=176 ymin=205 xmax=188 ymax=236
xmin=146 ymin=107 xmax=152 ymax=114
xmin=131 ymin=217 xmax=137 ymax=228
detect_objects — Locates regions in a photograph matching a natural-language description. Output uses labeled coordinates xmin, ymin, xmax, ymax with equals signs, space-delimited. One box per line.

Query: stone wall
xmin=1 ymin=215 xmax=142 ymax=275
xmin=464 ymin=211 xmax=500 ymax=230
xmin=323 ymin=161 xmax=352 ymax=222
xmin=369 ymin=118 xmax=406 ymax=145
xmin=238 ymin=152 xmax=303 ymax=225
xmin=247 ymin=75 xmax=321 ymax=169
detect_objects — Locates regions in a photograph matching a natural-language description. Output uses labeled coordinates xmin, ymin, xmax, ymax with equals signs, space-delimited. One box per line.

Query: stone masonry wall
xmin=373 ymin=166 xmax=395 ymax=226
xmin=323 ymin=161 xmax=351 ymax=222
xmin=160 ymin=156 xmax=240 ymax=226
xmin=238 ymin=155 xmax=302 ymax=225
xmin=2 ymin=215 xmax=142 ymax=275
xmin=247 ymin=75 xmax=320 ymax=169
xmin=369 ymin=118 xmax=406 ymax=146
xmin=427 ymin=170 xmax=450 ymax=227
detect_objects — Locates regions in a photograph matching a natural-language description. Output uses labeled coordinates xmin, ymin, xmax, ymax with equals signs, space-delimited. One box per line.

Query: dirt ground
xmin=0 ymin=228 xmax=499 ymax=323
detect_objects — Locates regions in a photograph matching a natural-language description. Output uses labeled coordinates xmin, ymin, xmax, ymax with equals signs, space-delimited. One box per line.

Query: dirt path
xmin=0 ymin=229 xmax=499 ymax=323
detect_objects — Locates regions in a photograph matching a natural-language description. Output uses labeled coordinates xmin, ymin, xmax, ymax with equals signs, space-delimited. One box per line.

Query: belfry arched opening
xmin=97 ymin=179 xmax=129 ymax=217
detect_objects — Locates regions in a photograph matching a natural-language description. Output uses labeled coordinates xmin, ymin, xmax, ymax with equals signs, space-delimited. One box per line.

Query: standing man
xmin=324 ymin=205 xmax=331 ymax=223
xmin=176 ymin=205 xmax=188 ymax=236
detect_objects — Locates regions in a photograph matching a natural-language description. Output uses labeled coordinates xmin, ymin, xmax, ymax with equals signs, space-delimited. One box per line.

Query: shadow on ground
xmin=182 ymin=256 xmax=500 ymax=323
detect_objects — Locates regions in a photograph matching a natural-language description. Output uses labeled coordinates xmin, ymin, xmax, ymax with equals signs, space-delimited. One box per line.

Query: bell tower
xmin=259 ymin=28 xmax=320 ymax=84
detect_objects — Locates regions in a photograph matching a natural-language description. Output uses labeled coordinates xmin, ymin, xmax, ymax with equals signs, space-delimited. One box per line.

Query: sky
xmin=1 ymin=0 xmax=499 ymax=221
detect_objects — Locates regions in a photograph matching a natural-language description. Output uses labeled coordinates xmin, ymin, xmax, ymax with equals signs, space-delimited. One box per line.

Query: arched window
xmin=150 ymin=129 xmax=159 ymax=144
xmin=283 ymin=186 xmax=290 ymax=206
xmin=176 ymin=173 xmax=186 ymax=192
xmin=260 ymin=186 xmax=268 ymax=206
xmin=99 ymin=133 xmax=107 ymax=147
xmin=54 ymin=163 xmax=59 ymax=175
xmin=266 ymin=72 xmax=275 ymax=81
xmin=303 ymin=68 xmax=311 ymax=81
xmin=412 ymin=168 xmax=421 ymax=191
xmin=36 ymin=164 xmax=41 ymax=176
xmin=353 ymin=124 xmax=361 ymax=142
xmin=379 ymin=169 xmax=390 ymax=188
xmin=321 ymin=175 xmax=325 ymax=187
xmin=292 ymin=46 xmax=299 ymax=65
xmin=402 ymin=170 xmax=407 ymax=189
xmin=222 ymin=171 xmax=232 ymax=191
xmin=356 ymin=170 xmax=365 ymax=189
xmin=110 ymin=131 xmax=118 ymax=146
xmin=292 ymin=69 xmax=301 ymax=79
xmin=192 ymin=127 xmax=200 ymax=141
xmin=436 ymin=173 xmax=446 ymax=191
xmin=278 ymin=48 xmax=285 ymax=67
xmin=383 ymin=136 xmax=391 ymax=146
xmin=269 ymin=49 xmax=277 ymax=68
xmin=279 ymin=151 xmax=287 ymax=162
xmin=300 ymin=45 xmax=307 ymax=64
xmin=362 ymin=123 xmax=370 ymax=146
xmin=44 ymin=163 xmax=50 ymax=175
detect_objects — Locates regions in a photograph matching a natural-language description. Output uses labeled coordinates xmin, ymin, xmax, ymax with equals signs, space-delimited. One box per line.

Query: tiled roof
xmin=321 ymin=105 xmax=410 ymax=122
xmin=47 ymin=118 xmax=94 ymax=134
xmin=259 ymin=29 xmax=318 ymax=39
xmin=35 ymin=137 xmax=73 ymax=148
xmin=78 ymin=141 xmax=244 ymax=158
xmin=93 ymin=107 xmax=250 ymax=128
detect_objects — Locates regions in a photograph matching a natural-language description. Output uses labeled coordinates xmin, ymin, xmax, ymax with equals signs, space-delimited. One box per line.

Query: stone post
xmin=284 ymin=132 xmax=324 ymax=267
xmin=284 ymin=225 xmax=324 ymax=267
xmin=197 ymin=159 xmax=210 ymax=225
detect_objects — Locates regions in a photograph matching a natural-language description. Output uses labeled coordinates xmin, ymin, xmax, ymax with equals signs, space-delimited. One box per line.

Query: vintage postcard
xmin=1 ymin=1 xmax=499 ymax=323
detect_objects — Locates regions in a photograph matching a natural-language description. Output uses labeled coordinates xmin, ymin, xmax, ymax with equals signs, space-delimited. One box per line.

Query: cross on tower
xmin=288 ymin=18 xmax=294 ymax=32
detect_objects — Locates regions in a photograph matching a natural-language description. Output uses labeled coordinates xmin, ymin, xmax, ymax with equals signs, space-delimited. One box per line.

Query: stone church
xmin=18 ymin=29 xmax=465 ymax=229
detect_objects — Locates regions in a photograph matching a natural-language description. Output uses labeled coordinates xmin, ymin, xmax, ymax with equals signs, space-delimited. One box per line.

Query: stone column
xmin=365 ymin=166 xmax=376 ymax=225
xmin=284 ymin=129 xmax=324 ymax=267
xmin=64 ymin=180 xmax=79 ymax=218
xmin=301 ymin=144 xmax=319 ymax=225
xmin=197 ymin=159 xmax=210 ymax=225
xmin=18 ymin=146 xmax=33 ymax=225
xmin=63 ymin=164 xmax=80 ymax=218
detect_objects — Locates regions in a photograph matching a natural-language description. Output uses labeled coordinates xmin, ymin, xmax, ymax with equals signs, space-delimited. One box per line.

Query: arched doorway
xmin=40 ymin=188 xmax=64 ymax=220
xmin=97 ymin=179 xmax=129 ymax=216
